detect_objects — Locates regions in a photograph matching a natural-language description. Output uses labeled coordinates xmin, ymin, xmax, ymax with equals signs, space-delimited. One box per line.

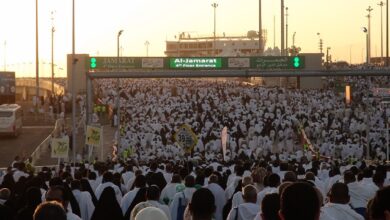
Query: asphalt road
xmin=0 ymin=126 xmax=53 ymax=167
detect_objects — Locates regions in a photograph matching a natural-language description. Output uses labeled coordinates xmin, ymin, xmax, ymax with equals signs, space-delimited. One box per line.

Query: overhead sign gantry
xmin=88 ymin=56 xmax=305 ymax=70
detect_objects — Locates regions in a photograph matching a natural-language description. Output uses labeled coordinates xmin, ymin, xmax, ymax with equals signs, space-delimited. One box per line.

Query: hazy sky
xmin=0 ymin=0 xmax=387 ymax=77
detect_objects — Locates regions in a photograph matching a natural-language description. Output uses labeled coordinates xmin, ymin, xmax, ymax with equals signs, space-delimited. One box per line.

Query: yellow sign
xmin=51 ymin=137 xmax=69 ymax=158
xmin=345 ymin=85 xmax=351 ymax=105
xmin=86 ymin=125 xmax=102 ymax=147
xmin=174 ymin=124 xmax=197 ymax=153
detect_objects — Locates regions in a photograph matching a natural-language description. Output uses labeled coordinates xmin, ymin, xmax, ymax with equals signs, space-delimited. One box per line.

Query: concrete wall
xmin=67 ymin=54 xmax=89 ymax=95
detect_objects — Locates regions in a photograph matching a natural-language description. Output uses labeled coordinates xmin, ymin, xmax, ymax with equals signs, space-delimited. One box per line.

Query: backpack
xmin=176 ymin=192 xmax=187 ymax=220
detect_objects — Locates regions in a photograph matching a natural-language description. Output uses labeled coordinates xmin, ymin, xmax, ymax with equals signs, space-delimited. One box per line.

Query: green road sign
xmin=88 ymin=57 xmax=142 ymax=69
xmin=88 ymin=56 xmax=305 ymax=70
xmin=250 ymin=56 xmax=305 ymax=69
xmin=169 ymin=57 xmax=222 ymax=69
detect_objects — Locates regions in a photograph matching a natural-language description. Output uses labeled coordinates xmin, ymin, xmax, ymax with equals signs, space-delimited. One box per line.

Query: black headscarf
xmin=15 ymin=187 xmax=41 ymax=220
xmin=80 ymin=179 xmax=98 ymax=206
xmin=91 ymin=187 xmax=124 ymax=220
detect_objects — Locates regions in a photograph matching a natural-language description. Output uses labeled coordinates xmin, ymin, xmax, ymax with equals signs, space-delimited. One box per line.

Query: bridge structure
xmin=16 ymin=78 xmax=65 ymax=101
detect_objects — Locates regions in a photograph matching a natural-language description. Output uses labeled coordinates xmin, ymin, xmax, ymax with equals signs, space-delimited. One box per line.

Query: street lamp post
xmin=285 ymin=7 xmax=289 ymax=55
xmin=387 ymin=0 xmax=389 ymax=66
xmin=144 ymin=41 xmax=150 ymax=57
xmin=281 ymin=0 xmax=285 ymax=56
xmin=367 ymin=6 xmax=373 ymax=64
xmin=362 ymin=27 xmax=369 ymax=64
xmin=317 ymin=32 xmax=323 ymax=55
xmin=363 ymin=27 xmax=369 ymax=64
xmin=35 ymin=0 xmax=39 ymax=107
xmin=273 ymin=16 xmax=276 ymax=49
xmin=116 ymin=30 xmax=123 ymax=149
xmin=71 ymin=0 xmax=76 ymax=164
xmin=378 ymin=1 xmax=384 ymax=63
xmin=259 ymin=0 xmax=263 ymax=54
xmin=292 ymin=32 xmax=296 ymax=47
xmin=211 ymin=3 xmax=218 ymax=56
xmin=51 ymin=11 xmax=55 ymax=94
xmin=326 ymin=47 xmax=331 ymax=68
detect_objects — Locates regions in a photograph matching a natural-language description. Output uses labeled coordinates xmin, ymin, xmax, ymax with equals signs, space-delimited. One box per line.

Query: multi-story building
xmin=165 ymin=30 xmax=267 ymax=57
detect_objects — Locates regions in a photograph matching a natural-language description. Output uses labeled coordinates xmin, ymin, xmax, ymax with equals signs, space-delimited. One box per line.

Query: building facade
xmin=165 ymin=31 xmax=267 ymax=57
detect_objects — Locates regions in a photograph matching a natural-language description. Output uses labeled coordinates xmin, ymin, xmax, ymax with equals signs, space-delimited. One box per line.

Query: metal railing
xmin=30 ymin=118 xmax=65 ymax=165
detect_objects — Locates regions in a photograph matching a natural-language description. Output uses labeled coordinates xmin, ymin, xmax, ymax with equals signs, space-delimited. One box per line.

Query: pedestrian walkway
xmin=19 ymin=101 xmax=56 ymax=126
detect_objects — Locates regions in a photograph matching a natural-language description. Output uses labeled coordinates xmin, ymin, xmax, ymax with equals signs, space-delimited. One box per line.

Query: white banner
xmin=221 ymin=126 xmax=228 ymax=161
xmin=51 ymin=137 xmax=69 ymax=159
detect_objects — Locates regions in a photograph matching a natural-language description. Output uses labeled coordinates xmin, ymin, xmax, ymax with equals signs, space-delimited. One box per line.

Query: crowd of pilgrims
xmin=93 ymin=77 xmax=390 ymax=161
xmin=2 ymin=77 xmax=390 ymax=220
xmin=0 ymin=153 xmax=389 ymax=220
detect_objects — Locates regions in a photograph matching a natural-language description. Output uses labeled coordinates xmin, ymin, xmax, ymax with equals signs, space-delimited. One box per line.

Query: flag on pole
xmin=51 ymin=137 xmax=69 ymax=159
xmin=86 ymin=125 xmax=102 ymax=147
xmin=221 ymin=126 xmax=228 ymax=161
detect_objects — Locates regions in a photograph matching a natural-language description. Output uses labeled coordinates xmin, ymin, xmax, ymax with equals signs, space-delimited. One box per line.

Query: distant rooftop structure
xmin=165 ymin=30 xmax=267 ymax=57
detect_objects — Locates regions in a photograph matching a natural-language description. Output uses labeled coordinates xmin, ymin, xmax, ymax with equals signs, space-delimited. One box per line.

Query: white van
xmin=0 ymin=104 xmax=23 ymax=137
